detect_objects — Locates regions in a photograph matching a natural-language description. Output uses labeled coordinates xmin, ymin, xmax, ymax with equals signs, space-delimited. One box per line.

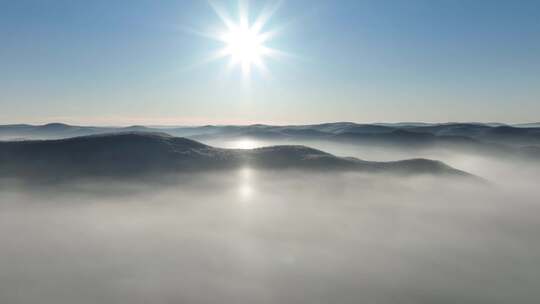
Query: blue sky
xmin=1 ymin=0 xmax=539 ymax=125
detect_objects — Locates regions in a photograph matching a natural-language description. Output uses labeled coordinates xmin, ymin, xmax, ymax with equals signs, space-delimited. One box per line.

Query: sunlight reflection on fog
xmin=238 ymin=167 xmax=255 ymax=201
xmin=229 ymin=139 xmax=262 ymax=149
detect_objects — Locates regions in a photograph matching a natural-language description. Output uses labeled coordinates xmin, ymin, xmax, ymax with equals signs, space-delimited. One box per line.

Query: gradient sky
xmin=1 ymin=0 xmax=539 ymax=125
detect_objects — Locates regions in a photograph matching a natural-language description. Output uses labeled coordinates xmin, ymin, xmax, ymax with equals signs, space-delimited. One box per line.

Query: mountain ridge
xmin=0 ymin=132 xmax=474 ymax=180
xmin=2 ymin=122 xmax=538 ymax=160
xmin=2 ymin=122 xmax=538 ymax=144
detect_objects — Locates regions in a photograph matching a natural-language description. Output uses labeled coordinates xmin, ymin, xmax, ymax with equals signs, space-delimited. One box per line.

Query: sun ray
xmin=252 ymin=0 xmax=283 ymax=33
xmin=208 ymin=1 xmax=236 ymax=30
xmin=238 ymin=0 xmax=249 ymax=28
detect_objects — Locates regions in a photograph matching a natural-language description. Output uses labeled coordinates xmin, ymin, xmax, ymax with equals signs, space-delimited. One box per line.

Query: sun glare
xmin=221 ymin=24 xmax=267 ymax=73
xmin=207 ymin=1 xmax=283 ymax=77
xmin=233 ymin=139 xmax=259 ymax=149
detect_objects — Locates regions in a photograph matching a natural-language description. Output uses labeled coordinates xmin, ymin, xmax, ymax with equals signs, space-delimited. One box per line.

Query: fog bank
xmin=1 ymin=165 xmax=539 ymax=303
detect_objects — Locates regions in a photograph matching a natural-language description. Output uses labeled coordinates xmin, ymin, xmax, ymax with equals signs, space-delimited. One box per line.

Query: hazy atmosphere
xmin=1 ymin=1 xmax=539 ymax=304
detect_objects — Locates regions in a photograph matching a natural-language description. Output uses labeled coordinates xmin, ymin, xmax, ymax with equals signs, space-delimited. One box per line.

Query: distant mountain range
xmin=0 ymin=132 xmax=473 ymax=180
xmin=1 ymin=122 xmax=539 ymax=145
xmin=1 ymin=122 xmax=538 ymax=159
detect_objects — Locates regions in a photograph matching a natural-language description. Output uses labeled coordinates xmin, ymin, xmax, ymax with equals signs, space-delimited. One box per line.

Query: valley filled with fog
xmin=1 ymin=138 xmax=539 ymax=304
xmin=3 ymin=0 xmax=540 ymax=301
xmin=204 ymin=136 xmax=540 ymax=187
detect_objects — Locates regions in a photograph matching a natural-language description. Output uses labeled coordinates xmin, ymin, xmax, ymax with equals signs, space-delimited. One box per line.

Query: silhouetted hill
xmin=0 ymin=132 xmax=473 ymax=180
xmin=0 ymin=123 xmax=112 ymax=140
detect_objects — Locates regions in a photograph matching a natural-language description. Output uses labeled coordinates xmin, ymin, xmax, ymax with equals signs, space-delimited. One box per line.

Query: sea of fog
xmin=1 ymin=142 xmax=539 ymax=304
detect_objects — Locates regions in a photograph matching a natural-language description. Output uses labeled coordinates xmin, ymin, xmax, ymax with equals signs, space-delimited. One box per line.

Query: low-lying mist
xmin=204 ymin=137 xmax=540 ymax=186
xmin=1 ymin=143 xmax=540 ymax=304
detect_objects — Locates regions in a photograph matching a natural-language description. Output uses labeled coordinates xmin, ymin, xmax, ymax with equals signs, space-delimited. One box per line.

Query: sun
xmin=221 ymin=23 xmax=268 ymax=73
xmin=207 ymin=1 xmax=283 ymax=76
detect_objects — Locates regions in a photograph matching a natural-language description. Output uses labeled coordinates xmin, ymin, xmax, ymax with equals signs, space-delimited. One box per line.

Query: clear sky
xmin=1 ymin=0 xmax=539 ymax=125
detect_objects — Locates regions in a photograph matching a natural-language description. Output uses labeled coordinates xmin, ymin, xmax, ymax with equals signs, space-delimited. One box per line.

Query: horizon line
xmin=1 ymin=121 xmax=539 ymax=128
